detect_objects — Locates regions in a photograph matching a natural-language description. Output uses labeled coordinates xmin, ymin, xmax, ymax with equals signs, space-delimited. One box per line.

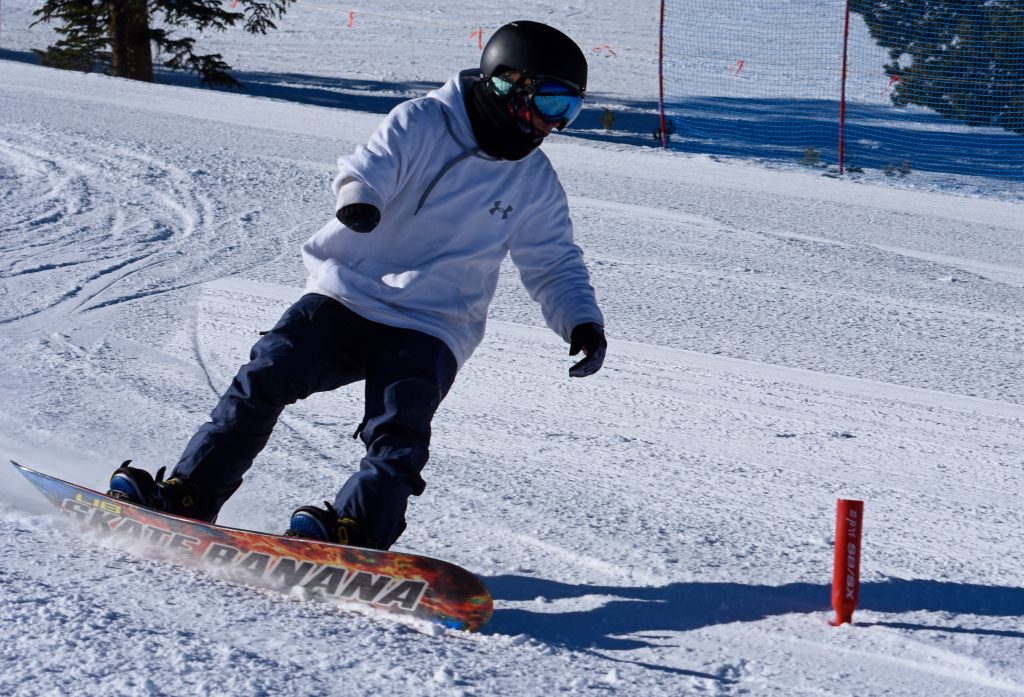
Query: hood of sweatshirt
xmin=427 ymin=69 xmax=544 ymax=161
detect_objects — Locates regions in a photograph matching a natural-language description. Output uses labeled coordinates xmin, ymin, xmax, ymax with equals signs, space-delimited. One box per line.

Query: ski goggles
xmin=530 ymin=78 xmax=586 ymax=127
xmin=492 ymin=75 xmax=586 ymax=128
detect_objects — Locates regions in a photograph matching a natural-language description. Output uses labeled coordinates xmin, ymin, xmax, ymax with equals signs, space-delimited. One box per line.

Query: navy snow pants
xmin=170 ymin=293 xmax=458 ymax=550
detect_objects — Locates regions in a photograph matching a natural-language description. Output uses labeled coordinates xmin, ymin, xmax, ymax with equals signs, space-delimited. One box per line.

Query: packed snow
xmin=2 ymin=1 xmax=1023 ymax=695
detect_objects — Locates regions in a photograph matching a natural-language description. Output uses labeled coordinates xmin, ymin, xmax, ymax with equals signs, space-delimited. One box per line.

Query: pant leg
xmin=173 ymin=293 xmax=366 ymax=516
xmin=333 ymin=327 xmax=458 ymax=550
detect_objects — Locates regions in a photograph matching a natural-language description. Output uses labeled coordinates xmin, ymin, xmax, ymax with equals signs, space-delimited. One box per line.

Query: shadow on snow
xmin=218 ymin=68 xmax=1024 ymax=181
xmin=662 ymin=96 xmax=1024 ymax=179
xmin=484 ymin=575 xmax=1024 ymax=651
xmin=4 ymin=49 xmax=1020 ymax=180
xmin=218 ymin=67 xmax=1024 ymax=181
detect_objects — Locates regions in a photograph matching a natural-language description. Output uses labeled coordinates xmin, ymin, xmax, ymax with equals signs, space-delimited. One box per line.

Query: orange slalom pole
xmin=830 ymin=498 xmax=864 ymax=626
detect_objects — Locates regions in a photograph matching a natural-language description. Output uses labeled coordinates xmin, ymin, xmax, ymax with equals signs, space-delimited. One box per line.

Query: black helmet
xmin=481 ymin=21 xmax=587 ymax=93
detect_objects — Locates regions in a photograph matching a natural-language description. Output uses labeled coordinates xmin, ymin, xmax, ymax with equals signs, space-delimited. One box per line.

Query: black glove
xmin=336 ymin=203 xmax=381 ymax=233
xmin=568 ymin=322 xmax=607 ymax=378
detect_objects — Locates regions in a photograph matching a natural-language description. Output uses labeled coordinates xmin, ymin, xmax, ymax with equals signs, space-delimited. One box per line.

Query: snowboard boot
xmin=285 ymin=501 xmax=371 ymax=548
xmin=108 ymin=460 xmax=217 ymax=523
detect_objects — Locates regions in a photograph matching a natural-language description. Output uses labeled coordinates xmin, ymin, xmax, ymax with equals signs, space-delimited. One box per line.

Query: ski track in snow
xmin=2 ymin=4 xmax=1024 ymax=692
xmin=0 ymin=133 xmax=258 ymax=368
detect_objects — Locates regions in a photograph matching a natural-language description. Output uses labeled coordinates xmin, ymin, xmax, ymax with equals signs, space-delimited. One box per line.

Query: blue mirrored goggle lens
xmin=490 ymin=76 xmax=515 ymax=96
xmin=531 ymin=83 xmax=584 ymax=125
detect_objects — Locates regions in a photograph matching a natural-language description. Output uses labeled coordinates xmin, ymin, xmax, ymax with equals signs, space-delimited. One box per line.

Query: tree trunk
xmin=108 ymin=0 xmax=153 ymax=81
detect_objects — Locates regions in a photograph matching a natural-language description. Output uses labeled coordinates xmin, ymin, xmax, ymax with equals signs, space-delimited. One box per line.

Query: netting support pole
xmin=658 ymin=0 xmax=668 ymax=149
xmin=838 ymin=0 xmax=851 ymax=175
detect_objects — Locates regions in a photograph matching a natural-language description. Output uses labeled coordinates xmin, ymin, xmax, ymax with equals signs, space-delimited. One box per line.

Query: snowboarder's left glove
xmin=568 ymin=322 xmax=607 ymax=378
xmin=337 ymin=203 xmax=381 ymax=233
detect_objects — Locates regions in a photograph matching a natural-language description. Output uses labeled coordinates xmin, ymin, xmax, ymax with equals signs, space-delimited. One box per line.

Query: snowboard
xmin=11 ymin=461 xmax=492 ymax=632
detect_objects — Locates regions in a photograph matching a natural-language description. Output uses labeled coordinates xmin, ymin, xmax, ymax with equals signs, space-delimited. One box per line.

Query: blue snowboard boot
xmin=108 ymin=460 xmax=217 ymax=523
xmin=285 ymin=501 xmax=371 ymax=547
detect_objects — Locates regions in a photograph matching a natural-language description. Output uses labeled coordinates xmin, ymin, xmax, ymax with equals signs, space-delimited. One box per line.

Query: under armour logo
xmin=489 ymin=201 xmax=514 ymax=219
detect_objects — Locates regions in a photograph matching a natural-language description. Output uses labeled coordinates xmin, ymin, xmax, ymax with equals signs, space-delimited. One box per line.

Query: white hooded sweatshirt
xmin=301 ymin=69 xmax=604 ymax=368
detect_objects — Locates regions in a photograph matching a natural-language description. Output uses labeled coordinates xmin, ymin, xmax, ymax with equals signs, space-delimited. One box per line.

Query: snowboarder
xmin=108 ymin=20 xmax=607 ymax=551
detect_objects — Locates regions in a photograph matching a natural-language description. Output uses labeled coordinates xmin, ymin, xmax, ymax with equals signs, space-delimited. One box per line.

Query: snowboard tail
xmin=11 ymin=461 xmax=492 ymax=632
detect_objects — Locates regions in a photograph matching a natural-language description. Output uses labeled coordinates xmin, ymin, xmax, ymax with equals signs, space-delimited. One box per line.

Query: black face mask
xmin=464 ymin=78 xmax=544 ymax=161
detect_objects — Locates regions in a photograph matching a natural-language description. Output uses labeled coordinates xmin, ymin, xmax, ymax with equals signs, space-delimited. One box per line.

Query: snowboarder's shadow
xmin=484 ymin=575 xmax=1024 ymax=650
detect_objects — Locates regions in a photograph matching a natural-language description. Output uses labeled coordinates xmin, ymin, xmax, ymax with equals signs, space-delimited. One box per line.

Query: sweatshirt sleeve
xmin=332 ymin=101 xmax=428 ymax=214
xmin=508 ymin=171 xmax=604 ymax=343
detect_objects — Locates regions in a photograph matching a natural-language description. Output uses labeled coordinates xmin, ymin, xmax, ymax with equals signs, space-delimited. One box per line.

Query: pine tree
xmin=850 ymin=0 xmax=1024 ymax=136
xmin=32 ymin=0 xmax=295 ymax=87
